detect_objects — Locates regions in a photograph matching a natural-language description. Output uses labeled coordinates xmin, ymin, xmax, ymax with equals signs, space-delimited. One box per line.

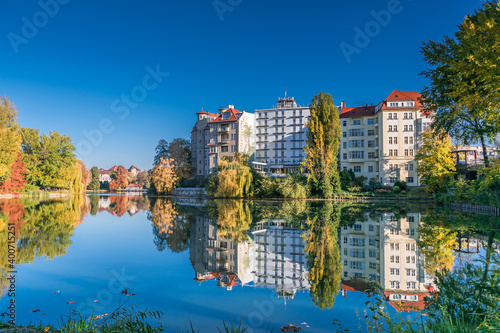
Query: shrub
xmin=394 ymin=180 xmax=408 ymax=191
xmin=407 ymin=186 xmax=430 ymax=198
xmin=393 ymin=186 xmax=401 ymax=193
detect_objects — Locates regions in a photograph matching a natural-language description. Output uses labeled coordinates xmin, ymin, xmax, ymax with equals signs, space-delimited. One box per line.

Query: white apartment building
xmin=191 ymin=106 xmax=255 ymax=176
xmin=250 ymin=220 xmax=309 ymax=300
xmin=340 ymin=90 xmax=433 ymax=187
xmin=254 ymin=96 xmax=310 ymax=173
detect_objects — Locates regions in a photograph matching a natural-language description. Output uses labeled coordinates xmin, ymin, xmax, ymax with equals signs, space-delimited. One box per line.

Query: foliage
xmin=88 ymin=166 xmax=101 ymax=191
xmin=109 ymin=165 xmax=129 ymax=191
xmin=208 ymin=200 xmax=252 ymax=243
xmin=151 ymin=158 xmax=178 ymax=195
xmin=418 ymin=221 xmax=457 ymax=275
xmin=392 ymin=185 xmax=400 ymax=193
xmin=303 ymin=92 xmax=342 ymax=198
xmin=415 ymin=129 xmax=456 ymax=193
xmin=148 ymin=198 xmax=190 ymax=252
xmin=0 ymin=152 xmax=26 ymax=193
xmin=368 ymin=177 xmax=382 ymax=191
xmin=340 ymin=169 xmax=355 ymax=190
xmin=305 ymin=202 xmax=342 ymax=309
xmin=0 ymin=96 xmax=21 ymax=183
xmin=277 ymin=173 xmax=311 ymax=199
xmin=208 ymin=154 xmax=252 ymax=198
xmin=420 ymin=1 xmax=500 ymax=166
xmin=20 ymin=128 xmax=78 ymax=190
xmin=394 ymin=180 xmax=407 ymax=191
xmin=153 ymin=138 xmax=191 ymax=182
xmin=136 ymin=171 xmax=150 ymax=188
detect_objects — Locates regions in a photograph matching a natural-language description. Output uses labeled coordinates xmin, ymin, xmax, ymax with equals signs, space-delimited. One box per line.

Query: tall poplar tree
xmin=303 ymin=92 xmax=341 ymax=198
xmin=0 ymin=96 xmax=21 ymax=182
xmin=420 ymin=1 xmax=500 ymax=167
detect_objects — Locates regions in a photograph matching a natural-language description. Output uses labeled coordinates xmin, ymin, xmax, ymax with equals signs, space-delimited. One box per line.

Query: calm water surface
xmin=0 ymin=195 xmax=498 ymax=332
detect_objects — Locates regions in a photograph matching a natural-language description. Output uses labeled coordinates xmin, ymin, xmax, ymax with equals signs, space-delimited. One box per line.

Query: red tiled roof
xmin=340 ymin=106 xmax=375 ymax=118
xmin=384 ymin=292 xmax=429 ymax=312
xmin=127 ymin=183 xmax=141 ymax=187
xmin=108 ymin=165 xmax=119 ymax=172
xmin=196 ymin=110 xmax=218 ymax=117
xmin=129 ymin=166 xmax=141 ymax=172
xmin=382 ymin=90 xmax=423 ymax=109
xmin=209 ymin=108 xmax=241 ymax=124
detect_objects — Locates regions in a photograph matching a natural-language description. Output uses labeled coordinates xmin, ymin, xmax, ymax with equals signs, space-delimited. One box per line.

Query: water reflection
xmin=1 ymin=195 xmax=498 ymax=319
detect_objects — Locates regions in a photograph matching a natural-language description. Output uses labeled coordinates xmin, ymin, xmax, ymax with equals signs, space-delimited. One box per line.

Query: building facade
xmin=340 ymin=90 xmax=432 ymax=186
xmin=191 ymin=106 xmax=255 ymax=176
xmin=254 ymin=97 xmax=311 ymax=173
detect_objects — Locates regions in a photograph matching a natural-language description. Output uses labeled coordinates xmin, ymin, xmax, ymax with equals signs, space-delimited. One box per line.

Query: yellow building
xmin=340 ymin=90 xmax=432 ymax=187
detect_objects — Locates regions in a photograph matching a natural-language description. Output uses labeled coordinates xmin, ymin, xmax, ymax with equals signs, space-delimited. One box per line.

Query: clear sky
xmin=0 ymin=0 xmax=486 ymax=170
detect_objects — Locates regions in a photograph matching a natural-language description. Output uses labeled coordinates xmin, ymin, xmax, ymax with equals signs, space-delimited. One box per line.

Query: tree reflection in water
xmin=304 ymin=202 xmax=342 ymax=310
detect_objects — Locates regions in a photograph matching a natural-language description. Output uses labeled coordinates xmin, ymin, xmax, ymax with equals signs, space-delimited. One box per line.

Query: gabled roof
xmin=340 ymin=106 xmax=375 ymax=118
xmin=209 ymin=108 xmax=241 ymax=124
xmin=108 ymin=165 xmax=119 ymax=172
xmin=129 ymin=165 xmax=141 ymax=172
xmin=382 ymin=90 xmax=423 ymax=109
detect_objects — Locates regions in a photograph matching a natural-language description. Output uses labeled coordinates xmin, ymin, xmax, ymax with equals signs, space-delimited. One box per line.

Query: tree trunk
xmin=480 ymin=135 xmax=490 ymax=167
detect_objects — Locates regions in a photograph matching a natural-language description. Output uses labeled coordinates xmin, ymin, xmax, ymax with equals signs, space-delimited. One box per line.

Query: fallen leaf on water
xmin=93 ymin=300 xmax=98 ymax=303
xmin=53 ymin=291 xmax=60 ymax=294
xmin=29 ymin=309 xmax=41 ymax=313
xmin=67 ymin=301 xmax=76 ymax=304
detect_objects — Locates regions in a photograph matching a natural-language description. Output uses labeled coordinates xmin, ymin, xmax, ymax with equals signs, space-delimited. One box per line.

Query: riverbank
xmin=0 ymin=191 xmax=70 ymax=200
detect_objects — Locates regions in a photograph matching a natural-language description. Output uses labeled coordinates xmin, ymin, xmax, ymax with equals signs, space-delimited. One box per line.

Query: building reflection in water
xmin=339 ymin=212 xmax=436 ymax=312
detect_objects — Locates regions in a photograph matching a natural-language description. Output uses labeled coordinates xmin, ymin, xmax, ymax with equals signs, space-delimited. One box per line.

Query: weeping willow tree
xmin=208 ymin=154 xmax=252 ymax=198
xmin=209 ymin=200 xmax=252 ymax=243
xmin=304 ymin=201 xmax=342 ymax=309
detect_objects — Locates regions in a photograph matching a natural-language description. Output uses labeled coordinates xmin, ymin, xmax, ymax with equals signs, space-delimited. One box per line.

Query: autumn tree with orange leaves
xmin=151 ymin=158 xmax=178 ymax=195
xmin=109 ymin=165 xmax=129 ymax=191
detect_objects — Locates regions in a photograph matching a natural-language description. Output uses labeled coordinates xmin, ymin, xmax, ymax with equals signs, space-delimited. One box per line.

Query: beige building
xmin=191 ymin=105 xmax=255 ymax=176
xmin=340 ymin=90 xmax=432 ymax=187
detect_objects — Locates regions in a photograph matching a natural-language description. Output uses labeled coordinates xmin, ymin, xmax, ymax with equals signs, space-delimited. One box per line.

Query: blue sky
xmin=0 ymin=0 xmax=486 ymax=170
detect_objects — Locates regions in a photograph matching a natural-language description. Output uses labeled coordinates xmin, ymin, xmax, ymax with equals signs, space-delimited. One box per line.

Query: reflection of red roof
xmin=209 ymin=108 xmax=241 ymax=124
xmin=382 ymin=90 xmax=423 ymax=109
xmin=384 ymin=292 xmax=428 ymax=312
xmin=340 ymin=106 xmax=375 ymax=118
xmin=225 ymin=274 xmax=239 ymax=287
xmin=127 ymin=183 xmax=141 ymax=188
xmin=341 ymin=280 xmax=372 ymax=293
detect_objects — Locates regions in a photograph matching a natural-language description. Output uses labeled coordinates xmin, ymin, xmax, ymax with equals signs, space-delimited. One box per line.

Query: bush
xmin=393 ymin=186 xmax=401 ymax=193
xmin=407 ymin=186 xmax=431 ymax=198
xmin=278 ymin=173 xmax=310 ymax=199
xmin=394 ymin=180 xmax=408 ymax=191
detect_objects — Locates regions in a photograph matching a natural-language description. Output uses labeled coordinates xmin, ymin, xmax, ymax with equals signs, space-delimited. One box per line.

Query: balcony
xmin=218 ymin=127 xmax=229 ymax=133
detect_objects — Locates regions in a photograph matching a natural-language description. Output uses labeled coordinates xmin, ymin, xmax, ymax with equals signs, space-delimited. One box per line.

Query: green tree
xmin=153 ymin=139 xmax=169 ymax=167
xmin=415 ymin=129 xmax=456 ymax=193
xmin=20 ymin=129 xmax=78 ymax=190
xmin=153 ymin=138 xmax=191 ymax=183
xmin=88 ymin=166 xmax=100 ymax=191
xmin=0 ymin=96 xmax=21 ymax=182
xmin=303 ymin=92 xmax=341 ymax=198
xmin=420 ymin=1 xmax=500 ymax=167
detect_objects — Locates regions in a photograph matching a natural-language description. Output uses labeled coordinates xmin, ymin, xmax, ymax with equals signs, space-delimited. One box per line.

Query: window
xmin=409 ymin=149 xmax=413 ymax=156
xmin=404 ymin=125 xmax=408 ymax=131
xmin=409 ymin=163 xmax=414 ymax=171
xmin=394 ymin=149 xmax=398 ymax=156
xmin=343 ymin=132 xmax=347 ymax=138
xmin=349 ymin=129 xmax=364 ymax=136
xmin=390 ymin=177 xmax=397 ymax=183
xmin=368 ymin=166 xmax=374 ymax=172
xmin=394 ymin=137 xmax=398 ymax=144
xmin=389 ymin=149 xmax=393 ymax=157
xmin=405 ymin=164 xmax=408 ymax=171
xmin=369 ymin=225 xmax=374 ymax=231
xmin=349 ymin=140 xmax=364 ymax=148
xmin=368 ymin=118 xmax=375 ymax=125
xmin=404 ymin=137 xmax=408 ymax=144
xmin=368 ymin=130 xmax=375 ymax=136
xmin=405 ymin=149 xmax=409 ymax=156
xmin=394 ymin=125 xmax=398 ymax=131
xmin=369 ymin=263 xmax=377 ymax=269
xmin=349 ymin=151 xmax=364 ymax=159
xmin=343 ymin=166 xmax=347 ymax=171
xmin=343 ymin=153 xmax=347 ymax=160
xmin=389 ymin=137 xmax=393 ymax=144
xmin=409 ymin=112 xmax=413 ymax=119
xmin=406 ymin=256 xmax=411 ymax=263
xmin=409 ymin=137 xmax=413 ymax=144
xmin=388 ymin=113 xmax=392 ymax=119
xmin=350 ymin=238 xmax=365 ymax=246
xmin=354 ymin=224 xmax=362 ymax=231
xmin=353 ymin=120 xmax=361 ymax=125
xmin=369 ymin=249 xmax=376 ymax=258
xmin=409 ymin=125 xmax=413 ymax=131
xmin=343 ymin=142 xmax=347 ymax=149
xmin=404 ymin=112 xmax=408 ymax=119
xmin=369 ymin=238 xmax=376 ymax=246
xmin=406 ymin=177 xmax=414 ymax=183
xmin=350 ymin=261 xmax=365 ymax=270
xmin=388 ymin=125 xmax=392 ymax=132
xmin=393 ymin=113 xmax=397 ymax=119
xmin=354 ymin=166 xmax=361 ymax=173
xmin=408 ymin=216 xmax=415 ymax=222
xmin=368 ymin=152 xmax=375 ymax=159
xmin=350 ymin=248 xmax=365 ymax=257
xmin=343 ymin=120 xmax=347 ymax=126
xmin=368 ymin=140 xmax=375 ymax=147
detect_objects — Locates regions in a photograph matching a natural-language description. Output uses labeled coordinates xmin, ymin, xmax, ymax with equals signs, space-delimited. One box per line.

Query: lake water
xmin=0 ymin=195 xmax=498 ymax=332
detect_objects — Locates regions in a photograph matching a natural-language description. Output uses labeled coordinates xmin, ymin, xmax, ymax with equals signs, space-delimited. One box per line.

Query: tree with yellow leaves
xmin=302 ymin=92 xmax=341 ymax=198
xmin=415 ymin=129 xmax=456 ymax=193
xmin=208 ymin=154 xmax=252 ymax=198
xmin=0 ymin=96 xmax=22 ymax=182
xmin=151 ymin=157 xmax=178 ymax=195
